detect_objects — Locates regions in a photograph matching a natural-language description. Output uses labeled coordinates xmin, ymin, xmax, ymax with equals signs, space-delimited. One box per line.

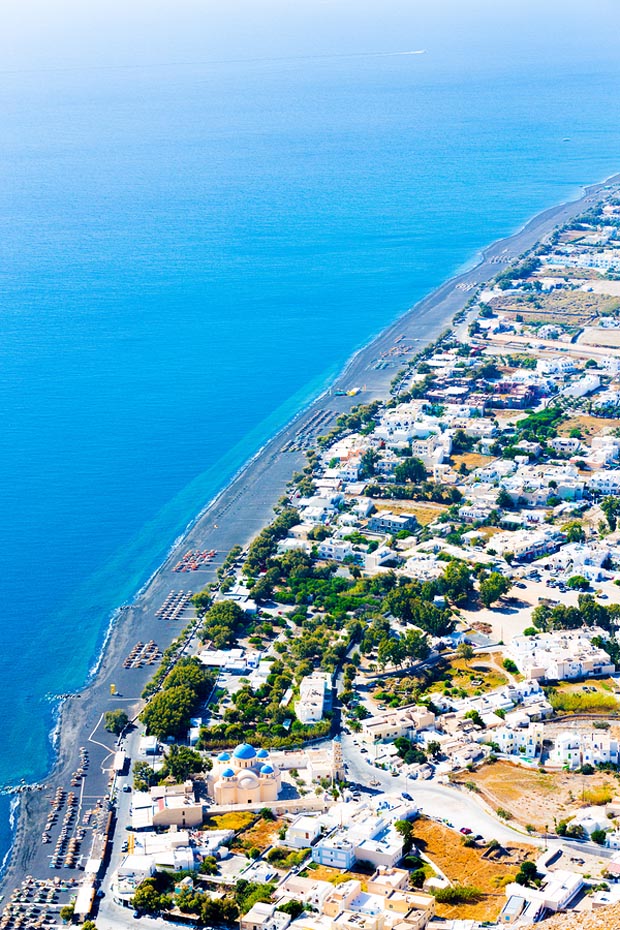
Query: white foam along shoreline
xmin=1 ymin=170 xmax=619 ymax=898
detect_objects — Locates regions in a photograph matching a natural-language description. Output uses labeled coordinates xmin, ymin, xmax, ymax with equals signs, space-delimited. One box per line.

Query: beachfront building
xmin=210 ymin=743 xmax=281 ymax=806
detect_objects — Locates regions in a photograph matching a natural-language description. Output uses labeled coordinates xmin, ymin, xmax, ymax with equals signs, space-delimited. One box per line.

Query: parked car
xmin=460 ymin=827 xmax=472 ymax=835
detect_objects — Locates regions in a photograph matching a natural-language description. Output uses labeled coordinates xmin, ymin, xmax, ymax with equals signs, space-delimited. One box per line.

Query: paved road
xmin=5 ymin=175 xmax=619 ymax=911
xmin=340 ymin=733 xmax=533 ymax=844
xmin=341 ymin=733 xmax=616 ymax=867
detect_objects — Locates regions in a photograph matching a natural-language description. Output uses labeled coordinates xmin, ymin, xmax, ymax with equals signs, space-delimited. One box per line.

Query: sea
xmin=1 ymin=0 xmax=620 ymax=871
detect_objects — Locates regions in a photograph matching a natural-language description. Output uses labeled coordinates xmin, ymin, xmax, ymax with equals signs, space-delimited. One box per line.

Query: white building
xmin=504 ymin=869 xmax=583 ymax=913
xmin=508 ymin=631 xmax=614 ymax=682
xmin=361 ymin=706 xmax=435 ymax=744
xmin=494 ymin=722 xmax=543 ymax=760
xmin=296 ymin=672 xmax=332 ymax=725
xmin=285 ymin=815 xmax=322 ymax=849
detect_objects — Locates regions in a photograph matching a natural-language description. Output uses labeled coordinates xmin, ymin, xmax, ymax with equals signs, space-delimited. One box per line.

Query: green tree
xmin=104 ymin=709 xmax=129 ymax=735
xmin=456 ymin=642 xmax=474 ymax=662
xmin=277 ymin=900 xmax=304 ymax=918
xmin=140 ymin=685 xmax=196 ymax=740
xmin=403 ymin=629 xmax=431 ymax=663
xmin=164 ymin=657 xmax=212 ymax=700
xmin=441 ymin=560 xmax=473 ymax=606
xmin=496 ymin=488 xmax=514 ymax=510
xmin=394 ymin=457 xmax=427 ymax=484
xmin=59 ymin=904 xmax=74 ymax=923
xmin=465 ymin=709 xmax=484 ymax=729
xmin=133 ymin=879 xmax=166 ymax=914
xmin=562 ymin=520 xmax=585 ymax=543
xmin=394 ymin=819 xmax=414 ymax=854
xmin=591 ymin=829 xmax=607 ymax=846
xmin=201 ymin=897 xmax=239 ymax=924
xmin=479 ymin=572 xmax=511 ymax=608
xmin=601 ymin=496 xmax=620 ymax=532
xmin=161 ymin=744 xmax=204 ymax=782
xmin=199 ymin=855 xmax=219 ymax=875
xmin=200 ymin=600 xmax=248 ymax=648
xmin=515 ymin=860 xmax=538 ymax=886
xmin=567 ymin=575 xmax=590 ymax=591
xmin=133 ymin=760 xmax=157 ymax=791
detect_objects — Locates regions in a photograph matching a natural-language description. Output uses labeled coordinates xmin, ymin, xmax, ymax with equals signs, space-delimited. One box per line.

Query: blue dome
xmin=233 ymin=743 xmax=257 ymax=760
xmin=256 ymin=749 xmax=269 ymax=759
xmin=217 ymin=752 xmax=231 ymax=761
xmin=221 ymin=767 xmax=235 ymax=778
xmin=260 ymin=764 xmax=274 ymax=775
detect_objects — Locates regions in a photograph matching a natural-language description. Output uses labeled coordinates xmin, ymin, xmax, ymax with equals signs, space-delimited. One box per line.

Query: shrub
xmin=433 ymin=885 xmax=483 ymax=904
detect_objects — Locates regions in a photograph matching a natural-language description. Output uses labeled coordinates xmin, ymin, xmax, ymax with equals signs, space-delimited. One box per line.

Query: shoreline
xmin=1 ymin=171 xmax=618 ymax=903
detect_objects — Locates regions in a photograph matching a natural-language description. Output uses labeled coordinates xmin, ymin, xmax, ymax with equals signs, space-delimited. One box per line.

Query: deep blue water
xmin=1 ymin=0 xmax=620 ymax=869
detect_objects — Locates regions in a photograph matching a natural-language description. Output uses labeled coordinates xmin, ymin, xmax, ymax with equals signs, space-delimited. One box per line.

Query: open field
xmin=425 ymin=653 xmax=508 ymax=698
xmin=411 ymin=817 xmax=535 ymax=922
xmin=579 ymin=326 xmax=620 ymax=347
xmin=301 ymin=863 xmax=368 ymax=885
xmin=492 ymin=289 xmax=620 ymax=325
xmin=205 ymin=811 xmax=256 ymax=832
xmin=557 ymin=414 xmax=620 ymax=438
xmin=450 ymin=452 xmax=496 ymax=471
xmin=546 ymin=678 xmax=620 ymax=714
xmin=233 ymin=815 xmax=284 ymax=853
xmin=371 ymin=654 xmax=509 ymax=707
xmin=453 ymin=761 xmax=619 ymax=830
xmin=373 ymin=499 xmax=448 ymax=525
xmin=522 ymin=903 xmax=620 ymax=930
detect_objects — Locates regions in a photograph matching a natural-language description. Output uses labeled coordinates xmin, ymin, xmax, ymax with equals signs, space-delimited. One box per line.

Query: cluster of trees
xmin=532 ymin=593 xmax=620 ymax=634
xmin=366 ymin=480 xmax=462 ymax=505
xmin=515 ymin=861 xmax=539 ymax=887
xmin=393 ymin=456 xmax=427 ymax=484
xmin=133 ymin=871 xmax=275 ymax=923
xmin=243 ymin=508 xmax=299 ymax=575
xmin=383 ymin=588 xmax=454 ymax=637
xmin=393 ymin=736 xmax=427 ymax=765
xmin=199 ymin=600 xmax=249 ymax=649
xmin=601 ymin=496 xmax=620 ymax=532
xmin=317 ymin=401 xmax=381 ymax=448
xmin=376 ymin=629 xmax=430 ymax=669
xmin=140 ymin=657 xmax=213 ymax=741
xmin=479 ymin=571 xmax=511 ymax=608
xmin=495 ymin=256 xmax=541 ymax=289
xmin=199 ymin=653 xmax=332 ymax=749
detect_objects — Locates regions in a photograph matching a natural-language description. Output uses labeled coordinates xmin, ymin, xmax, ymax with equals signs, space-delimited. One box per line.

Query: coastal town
xmin=7 ymin=191 xmax=620 ymax=930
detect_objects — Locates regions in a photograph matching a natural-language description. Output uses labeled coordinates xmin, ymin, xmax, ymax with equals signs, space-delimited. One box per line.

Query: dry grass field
xmin=206 ymin=811 xmax=256 ymax=832
xmin=453 ymin=761 xmax=619 ymax=830
xmin=450 ymin=452 xmax=496 ymax=471
xmin=557 ymin=414 xmax=620 ymax=437
xmin=579 ymin=326 xmax=620 ymax=347
xmin=233 ymin=815 xmax=284 ymax=852
xmin=373 ymin=499 xmax=448 ymax=526
xmin=492 ymin=289 xmax=620 ymax=325
xmin=411 ymin=817 xmax=535 ymax=922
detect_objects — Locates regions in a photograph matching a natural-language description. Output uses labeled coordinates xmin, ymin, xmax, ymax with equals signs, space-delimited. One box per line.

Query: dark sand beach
xmin=2 ymin=174 xmax=618 ymax=903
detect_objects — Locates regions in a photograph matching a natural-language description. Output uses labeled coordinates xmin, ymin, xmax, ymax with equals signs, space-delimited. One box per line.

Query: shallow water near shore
xmin=2 ymin=0 xmax=620 ymax=867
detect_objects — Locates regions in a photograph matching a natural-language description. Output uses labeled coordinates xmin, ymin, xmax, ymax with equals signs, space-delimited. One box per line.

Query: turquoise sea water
xmin=1 ymin=0 xmax=620 ymax=868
